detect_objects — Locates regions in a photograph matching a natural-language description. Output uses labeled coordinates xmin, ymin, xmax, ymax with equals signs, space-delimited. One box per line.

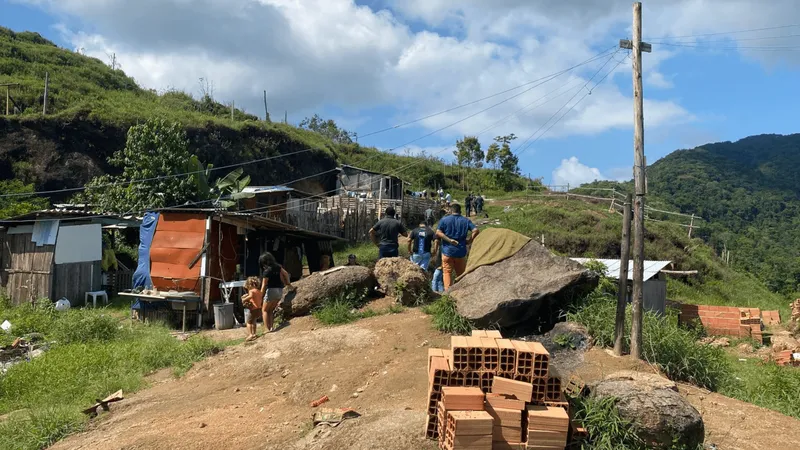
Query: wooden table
xmin=119 ymin=292 xmax=203 ymax=332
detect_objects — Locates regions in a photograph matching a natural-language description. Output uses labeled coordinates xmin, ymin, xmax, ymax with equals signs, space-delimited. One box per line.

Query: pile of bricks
xmin=791 ymin=299 xmax=800 ymax=324
xmin=775 ymin=350 xmax=800 ymax=367
xmin=678 ymin=304 xmax=782 ymax=344
xmin=427 ymin=330 xmax=575 ymax=449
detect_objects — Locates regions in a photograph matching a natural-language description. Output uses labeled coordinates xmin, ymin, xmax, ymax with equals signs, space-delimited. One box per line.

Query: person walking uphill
xmin=408 ymin=221 xmax=437 ymax=271
xmin=465 ymin=193 xmax=473 ymax=217
xmin=259 ymin=252 xmax=293 ymax=333
xmin=435 ymin=203 xmax=480 ymax=289
xmin=370 ymin=206 xmax=406 ymax=259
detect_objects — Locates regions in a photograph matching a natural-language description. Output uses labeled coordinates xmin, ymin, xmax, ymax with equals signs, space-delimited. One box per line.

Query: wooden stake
xmin=42 ymin=72 xmax=49 ymax=116
xmin=231 ymin=101 xmax=234 ymax=121
xmin=263 ymin=90 xmax=269 ymax=121
xmin=614 ymin=193 xmax=632 ymax=356
xmin=5 ymin=87 xmax=8 ymax=115
xmin=626 ymin=1 xmax=650 ymax=360
xmin=688 ymin=213 xmax=695 ymax=238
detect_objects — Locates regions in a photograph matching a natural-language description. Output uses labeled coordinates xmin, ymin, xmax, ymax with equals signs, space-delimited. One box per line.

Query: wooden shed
xmin=0 ymin=210 xmax=141 ymax=305
xmin=337 ymin=164 xmax=406 ymax=200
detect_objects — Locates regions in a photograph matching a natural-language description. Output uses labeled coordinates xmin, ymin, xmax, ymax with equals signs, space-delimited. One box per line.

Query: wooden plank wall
xmin=53 ymin=261 xmax=101 ymax=305
xmin=1 ymin=233 xmax=55 ymax=304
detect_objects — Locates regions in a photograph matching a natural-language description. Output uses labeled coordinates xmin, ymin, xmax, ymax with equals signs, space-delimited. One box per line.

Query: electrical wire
xmin=514 ymin=51 xmax=624 ymax=157
xmin=0 ymin=148 xmax=316 ymax=199
xmin=358 ymin=46 xmax=618 ymax=139
xmin=649 ymin=32 xmax=800 ymax=44
xmin=646 ymin=23 xmax=800 ymax=41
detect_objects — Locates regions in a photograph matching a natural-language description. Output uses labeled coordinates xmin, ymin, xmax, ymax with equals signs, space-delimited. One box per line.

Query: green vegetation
xmin=0 ymin=297 xmax=225 ymax=450
xmin=312 ymin=287 xmax=395 ymax=325
xmin=585 ymin=133 xmax=800 ymax=295
xmin=422 ymin=296 xmax=473 ymax=335
xmin=570 ymin=396 xmax=646 ymax=450
xmin=0 ymin=179 xmax=47 ymax=218
xmin=720 ymin=356 xmax=800 ymax=419
xmin=486 ymin=198 xmax=787 ymax=315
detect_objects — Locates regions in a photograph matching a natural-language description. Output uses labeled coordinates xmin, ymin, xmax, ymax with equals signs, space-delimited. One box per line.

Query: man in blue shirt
xmin=435 ymin=203 xmax=480 ymax=289
xmin=407 ymin=221 xmax=437 ymax=271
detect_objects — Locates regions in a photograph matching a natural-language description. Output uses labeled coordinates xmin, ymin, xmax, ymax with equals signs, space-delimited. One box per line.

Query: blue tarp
xmin=132 ymin=212 xmax=159 ymax=289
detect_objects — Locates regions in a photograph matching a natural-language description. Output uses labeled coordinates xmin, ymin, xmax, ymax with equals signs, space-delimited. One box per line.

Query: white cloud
xmin=17 ymin=0 xmax=800 ymax=148
xmin=552 ymin=157 xmax=606 ymax=187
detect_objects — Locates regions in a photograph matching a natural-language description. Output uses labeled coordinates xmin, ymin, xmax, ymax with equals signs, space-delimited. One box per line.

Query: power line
xmin=358 ymin=46 xmax=618 ymax=140
xmin=515 ymin=51 xmax=623 ymax=157
xmin=649 ymin=32 xmax=800 ymax=44
xmin=0 ymin=148 xmax=316 ymax=199
xmin=653 ymin=41 xmax=800 ymax=50
xmin=646 ymin=23 xmax=800 ymax=41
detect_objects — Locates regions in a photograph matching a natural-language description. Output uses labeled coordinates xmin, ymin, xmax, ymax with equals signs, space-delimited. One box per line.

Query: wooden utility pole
xmin=688 ymin=213 xmax=695 ymax=238
xmin=284 ymin=111 xmax=288 ymax=124
xmin=614 ymin=193 xmax=633 ymax=356
xmin=621 ymin=2 xmax=651 ymax=360
xmin=231 ymin=101 xmax=235 ymax=121
xmin=42 ymin=72 xmax=49 ymax=116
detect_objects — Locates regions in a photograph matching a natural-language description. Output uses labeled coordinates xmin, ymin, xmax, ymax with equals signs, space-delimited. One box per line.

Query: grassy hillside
xmin=0 ymin=27 xmax=526 ymax=205
xmin=485 ymin=197 xmax=787 ymax=315
xmin=583 ymin=134 xmax=800 ymax=296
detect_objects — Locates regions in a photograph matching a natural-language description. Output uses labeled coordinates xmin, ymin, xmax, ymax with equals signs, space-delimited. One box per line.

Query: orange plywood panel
xmin=149 ymin=248 xmax=202 ymax=266
xmin=151 ymin=276 xmax=201 ymax=293
xmin=151 ymin=231 xmax=205 ymax=250
xmin=151 ymin=261 xmax=201 ymax=280
xmin=157 ymin=213 xmax=208 ymax=233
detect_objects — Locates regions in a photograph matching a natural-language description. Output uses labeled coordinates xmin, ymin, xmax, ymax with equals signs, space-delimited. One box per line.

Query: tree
xmin=485 ymin=143 xmax=500 ymax=169
xmin=299 ymin=114 xmax=357 ymax=144
xmin=454 ymin=136 xmax=481 ymax=168
xmin=83 ymin=118 xmax=200 ymax=213
xmin=0 ymin=180 xmax=48 ymax=219
xmin=493 ymin=134 xmax=520 ymax=191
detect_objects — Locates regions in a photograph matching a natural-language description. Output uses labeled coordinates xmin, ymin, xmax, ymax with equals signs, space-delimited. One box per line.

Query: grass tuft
xmin=422 ymin=296 xmax=473 ymax=335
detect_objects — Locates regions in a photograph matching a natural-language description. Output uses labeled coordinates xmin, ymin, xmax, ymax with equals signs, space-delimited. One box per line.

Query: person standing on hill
xmin=370 ymin=206 xmax=407 ymax=259
xmin=465 ymin=193 xmax=473 ymax=217
xmin=259 ymin=252 xmax=294 ymax=333
xmin=475 ymin=194 xmax=484 ymax=215
xmin=407 ymin=220 xmax=437 ymax=271
xmin=435 ymin=203 xmax=480 ymax=289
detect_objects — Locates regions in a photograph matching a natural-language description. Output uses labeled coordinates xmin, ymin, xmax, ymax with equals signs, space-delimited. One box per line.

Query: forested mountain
xmin=587 ymin=133 xmax=800 ymax=294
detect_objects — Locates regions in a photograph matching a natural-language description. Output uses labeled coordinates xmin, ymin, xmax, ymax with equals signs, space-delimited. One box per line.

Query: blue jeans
xmin=378 ymin=245 xmax=399 ymax=259
xmin=410 ymin=252 xmax=432 ymax=271
xmin=432 ymin=268 xmax=444 ymax=293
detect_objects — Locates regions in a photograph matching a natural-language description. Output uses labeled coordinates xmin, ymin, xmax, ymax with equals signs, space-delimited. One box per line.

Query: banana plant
xmin=212 ymin=167 xmax=254 ymax=208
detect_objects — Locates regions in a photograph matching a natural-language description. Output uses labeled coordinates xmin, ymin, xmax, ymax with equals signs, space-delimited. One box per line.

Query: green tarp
xmin=458 ymin=227 xmax=531 ymax=280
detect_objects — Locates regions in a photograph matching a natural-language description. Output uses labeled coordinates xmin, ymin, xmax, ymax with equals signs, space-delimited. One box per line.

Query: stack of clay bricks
xmin=526 ymin=405 xmax=570 ymax=450
xmin=775 ymin=350 xmax=800 ymax=367
xmin=426 ymin=331 xmax=572 ymax=449
xmin=438 ymin=387 xmax=494 ymax=450
xmin=678 ymin=304 xmax=782 ymax=344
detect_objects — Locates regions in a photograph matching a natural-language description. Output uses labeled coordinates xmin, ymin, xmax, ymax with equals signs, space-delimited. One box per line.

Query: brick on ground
xmin=526 ymin=405 xmax=569 ymax=448
xmin=495 ymin=339 xmax=517 ymax=374
xmin=485 ymin=393 xmax=526 ymax=411
xmin=471 ymin=330 xmax=488 ymax=337
xmin=441 ymin=387 xmax=485 ymax=411
xmin=451 ymin=336 xmax=470 ymax=372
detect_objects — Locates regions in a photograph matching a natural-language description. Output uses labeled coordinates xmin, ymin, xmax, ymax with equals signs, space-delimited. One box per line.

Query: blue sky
xmin=4 ymin=0 xmax=800 ymax=186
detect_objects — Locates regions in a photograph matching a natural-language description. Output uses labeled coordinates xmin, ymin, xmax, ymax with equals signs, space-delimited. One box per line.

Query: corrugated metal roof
xmin=241 ymin=186 xmax=295 ymax=194
xmin=570 ymin=258 xmax=672 ymax=282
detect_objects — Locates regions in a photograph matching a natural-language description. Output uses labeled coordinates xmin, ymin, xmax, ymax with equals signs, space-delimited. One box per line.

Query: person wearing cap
xmin=345 ymin=254 xmax=359 ymax=266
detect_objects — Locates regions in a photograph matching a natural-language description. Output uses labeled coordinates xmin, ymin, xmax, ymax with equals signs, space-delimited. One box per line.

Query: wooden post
xmin=626 ymin=1 xmax=651 ymax=361
xmin=231 ymin=101 xmax=234 ymax=121
xmin=42 ymin=72 xmax=49 ymax=116
xmin=688 ymin=213 xmax=695 ymax=238
xmin=5 ymin=86 xmax=8 ymax=115
xmin=284 ymin=110 xmax=288 ymax=124
xmin=614 ymin=193 xmax=633 ymax=356
xmin=378 ymin=176 xmax=384 ymax=219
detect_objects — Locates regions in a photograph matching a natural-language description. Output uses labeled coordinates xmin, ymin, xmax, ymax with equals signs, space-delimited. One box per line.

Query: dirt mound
xmin=448 ymin=241 xmax=597 ymax=330
xmin=591 ymin=371 xmax=704 ymax=449
xmin=284 ymin=266 xmax=376 ymax=316
xmin=373 ymin=258 xmax=429 ymax=306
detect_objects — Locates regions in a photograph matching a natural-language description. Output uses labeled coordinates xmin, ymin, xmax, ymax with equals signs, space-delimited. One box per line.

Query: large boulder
xmin=283 ymin=266 xmax=376 ymax=316
xmin=590 ymin=371 xmax=704 ymax=449
xmin=448 ymin=240 xmax=597 ymax=329
xmin=373 ymin=257 xmax=430 ymax=305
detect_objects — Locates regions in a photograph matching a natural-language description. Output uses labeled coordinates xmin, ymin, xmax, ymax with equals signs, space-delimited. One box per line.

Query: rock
xmin=536 ymin=322 xmax=592 ymax=378
xmin=373 ymin=257 xmax=430 ymax=306
xmin=449 ymin=240 xmax=598 ymax=329
xmin=351 ymin=392 xmax=359 ymax=398
xmin=700 ymin=337 xmax=731 ymax=348
xmin=590 ymin=371 xmax=704 ymax=449
xmin=737 ymin=342 xmax=754 ymax=353
xmin=771 ymin=331 xmax=800 ymax=352
xmin=283 ymin=266 xmax=376 ymax=316
xmin=199 ymin=423 xmax=207 ymax=429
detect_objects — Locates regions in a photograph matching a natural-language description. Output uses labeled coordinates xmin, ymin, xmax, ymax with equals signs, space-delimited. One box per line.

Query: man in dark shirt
xmin=369 ymin=206 xmax=407 ymax=259
xmin=475 ymin=194 xmax=484 ymax=215
xmin=465 ymin=193 xmax=473 ymax=217
xmin=424 ymin=207 xmax=435 ymax=227
xmin=407 ymin=221 xmax=437 ymax=271
xmin=435 ymin=203 xmax=480 ymax=289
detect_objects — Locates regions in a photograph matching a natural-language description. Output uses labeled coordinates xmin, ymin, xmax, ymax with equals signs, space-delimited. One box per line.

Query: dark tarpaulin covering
xmin=132 ymin=212 xmax=159 ymax=289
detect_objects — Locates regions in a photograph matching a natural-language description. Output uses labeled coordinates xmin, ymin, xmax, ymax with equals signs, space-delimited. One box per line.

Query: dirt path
xmin=51 ymin=310 xmax=800 ymax=450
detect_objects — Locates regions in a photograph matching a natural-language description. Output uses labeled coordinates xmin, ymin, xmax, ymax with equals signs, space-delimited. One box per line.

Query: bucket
xmin=213 ymin=303 xmax=235 ymax=330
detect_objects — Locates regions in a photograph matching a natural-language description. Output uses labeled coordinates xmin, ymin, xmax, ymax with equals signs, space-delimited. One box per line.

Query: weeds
xmin=571 ymin=396 xmax=645 ymax=450
xmin=569 ymin=290 xmax=730 ymax=391
xmin=312 ymin=287 xmax=369 ymax=325
xmin=721 ymin=357 xmax=800 ymax=419
xmin=422 ymin=296 xmax=472 ymax=335
xmin=0 ymin=298 xmax=225 ymax=450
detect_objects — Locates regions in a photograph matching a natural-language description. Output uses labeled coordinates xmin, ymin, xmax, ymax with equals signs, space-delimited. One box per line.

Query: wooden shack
xmin=337 ymin=164 xmax=405 ymax=200
xmin=0 ymin=210 xmax=141 ymax=305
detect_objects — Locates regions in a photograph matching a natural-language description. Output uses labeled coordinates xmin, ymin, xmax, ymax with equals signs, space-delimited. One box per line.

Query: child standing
xmin=241 ymin=276 xmax=263 ymax=341
xmin=431 ymin=248 xmax=444 ymax=293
